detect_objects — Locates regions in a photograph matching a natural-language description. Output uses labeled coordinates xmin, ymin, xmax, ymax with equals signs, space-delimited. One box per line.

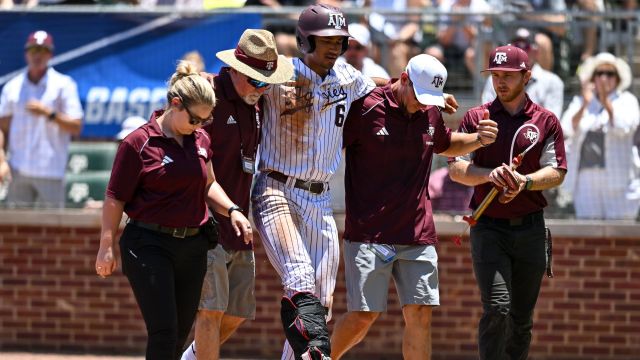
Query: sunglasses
xmin=246 ymin=76 xmax=271 ymax=89
xmin=348 ymin=44 xmax=365 ymax=51
xmin=184 ymin=104 xmax=213 ymax=126
xmin=594 ymin=70 xmax=617 ymax=78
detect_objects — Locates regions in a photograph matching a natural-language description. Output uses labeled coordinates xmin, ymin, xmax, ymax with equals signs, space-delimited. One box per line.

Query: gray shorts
xmin=199 ymin=245 xmax=256 ymax=319
xmin=343 ymin=240 xmax=440 ymax=312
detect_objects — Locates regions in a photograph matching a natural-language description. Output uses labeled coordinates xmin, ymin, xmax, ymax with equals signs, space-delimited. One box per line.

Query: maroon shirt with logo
xmin=343 ymin=84 xmax=451 ymax=246
xmin=204 ymin=67 xmax=261 ymax=250
xmin=452 ymin=95 xmax=567 ymax=218
xmin=106 ymin=110 xmax=213 ymax=227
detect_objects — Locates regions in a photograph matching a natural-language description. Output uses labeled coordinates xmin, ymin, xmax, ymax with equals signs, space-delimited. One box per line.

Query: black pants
xmin=120 ymin=224 xmax=208 ymax=360
xmin=470 ymin=212 xmax=547 ymax=360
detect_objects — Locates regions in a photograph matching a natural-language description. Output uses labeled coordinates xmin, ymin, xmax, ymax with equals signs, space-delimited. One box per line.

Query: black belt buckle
xmin=172 ymin=227 xmax=187 ymax=238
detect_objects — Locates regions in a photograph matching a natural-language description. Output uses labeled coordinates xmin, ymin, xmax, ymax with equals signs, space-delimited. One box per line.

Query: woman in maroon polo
xmin=94 ymin=61 xmax=252 ymax=360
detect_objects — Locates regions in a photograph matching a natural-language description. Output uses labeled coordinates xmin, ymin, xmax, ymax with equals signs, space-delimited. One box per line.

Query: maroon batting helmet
xmin=296 ymin=4 xmax=350 ymax=54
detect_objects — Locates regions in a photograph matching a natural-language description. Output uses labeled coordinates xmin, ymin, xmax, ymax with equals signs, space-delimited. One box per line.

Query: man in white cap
xmin=0 ymin=30 xmax=83 ymax=208
xmin=330 ymin=54 xmax=498 ymax=360
xmin=181 ymin=29 xmax=294 ymax=360
xmin=340 ymin=23 xmax=390 ymax=80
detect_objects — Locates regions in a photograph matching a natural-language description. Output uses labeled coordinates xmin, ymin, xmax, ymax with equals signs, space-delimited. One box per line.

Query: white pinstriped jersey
xmin=259 ymin=57 xmax=375 ymax=182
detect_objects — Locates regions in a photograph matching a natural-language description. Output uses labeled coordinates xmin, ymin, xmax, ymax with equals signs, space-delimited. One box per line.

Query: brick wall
xmin=1 ymin=212 xmax=639 ymax=359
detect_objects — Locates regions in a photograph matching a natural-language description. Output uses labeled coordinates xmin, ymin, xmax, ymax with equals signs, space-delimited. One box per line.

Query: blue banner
xmin=0 ymin=12 xmax=262 ymax=138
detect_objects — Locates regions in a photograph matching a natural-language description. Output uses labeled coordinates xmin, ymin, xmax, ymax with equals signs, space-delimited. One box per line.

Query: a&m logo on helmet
xmin=328 ymin=13 xmax=346 ymax=29
xmin=524 ymin=128 xmax=539 ymax=143
xmin=431 ymin=75 xmax=444 ymax=88
xmin=494 ymin=52 xmax=508 ymax=64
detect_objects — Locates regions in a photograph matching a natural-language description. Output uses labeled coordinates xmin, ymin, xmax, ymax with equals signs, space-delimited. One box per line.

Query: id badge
xmin=241 ymin=154 xmax=256 ymax=174
xmin=369 ymin=243 xmax=397 ymax=263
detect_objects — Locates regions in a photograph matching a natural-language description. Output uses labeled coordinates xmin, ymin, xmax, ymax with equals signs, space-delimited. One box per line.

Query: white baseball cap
xmin=348 ymin=23 xmax=371 ymax=48
xmin=117 ymin=116 xmax=147 ymax=140
xmin=405 ymin=54 xmax=447 ymax=108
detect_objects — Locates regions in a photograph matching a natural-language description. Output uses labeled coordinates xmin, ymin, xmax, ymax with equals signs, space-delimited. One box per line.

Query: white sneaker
xmin=180 ymin=342 xmax=197 ymax=360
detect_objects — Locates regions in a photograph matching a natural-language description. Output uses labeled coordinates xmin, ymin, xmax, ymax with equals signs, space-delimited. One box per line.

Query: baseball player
xmin=250 ymin=5 xmax=376 ymax=360
xmin=330 ymin=54 xmax=498 ymax=360
xmin=180 ymin=29 xmax=294 ymax=360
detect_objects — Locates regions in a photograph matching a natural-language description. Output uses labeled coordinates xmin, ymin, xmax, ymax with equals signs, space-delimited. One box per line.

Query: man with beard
xmin=181 ymin=29 xmax=294 ymax=360
xmin=448 ymin=44 xmax=567 ymax=360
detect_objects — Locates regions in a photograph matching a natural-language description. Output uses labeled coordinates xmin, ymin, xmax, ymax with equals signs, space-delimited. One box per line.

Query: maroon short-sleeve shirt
xmin=452 ymin=95 xmax=567 ymax=218
xmin=343 ymin=84 xmax=452 ymax=246
xmin=204 ymin=67 xmax=261 ymax=250
xmin=106 ymin=110 xmax=213 ymax=227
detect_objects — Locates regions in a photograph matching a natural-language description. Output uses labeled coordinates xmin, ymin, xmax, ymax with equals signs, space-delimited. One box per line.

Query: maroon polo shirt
xmin=204 ymin=67 xmax=261 ymax=251
xmin=452 ymin=95 xmax=567 ymax=218
xmin=106 ymin=110 xmax=213 ymax=227
xmin=343 ymin=83 xmax=452 ymax=246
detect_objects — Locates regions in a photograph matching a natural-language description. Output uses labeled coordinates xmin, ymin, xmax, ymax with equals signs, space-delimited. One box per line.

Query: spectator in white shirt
xmin=0 ymin=30 xmax=83 ymax=208
xmin=560 ymin=52 xmax=640 ymax=220
xmin=339 ymin=23 xmax=391 ymax=80
xmin=481 ymin=28 xmax=565 ymax=118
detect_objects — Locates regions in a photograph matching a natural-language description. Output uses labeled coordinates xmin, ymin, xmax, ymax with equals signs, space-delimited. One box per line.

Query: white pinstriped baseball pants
xmin=251 ymin=172 xmax=340 ymax=360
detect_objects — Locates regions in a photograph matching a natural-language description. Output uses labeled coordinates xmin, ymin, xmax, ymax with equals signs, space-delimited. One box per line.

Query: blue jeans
xmin=470 ymin=212 xmax=547 ymax=360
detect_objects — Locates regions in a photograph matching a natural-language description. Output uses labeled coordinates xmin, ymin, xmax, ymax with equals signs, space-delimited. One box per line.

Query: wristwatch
xmin=227 ymin=205 xmax=243 ymax=217
xmin=525 ymin=175 xmax=533 ymax=190
xmin=48 ymin=111 xmax=57 ymax=121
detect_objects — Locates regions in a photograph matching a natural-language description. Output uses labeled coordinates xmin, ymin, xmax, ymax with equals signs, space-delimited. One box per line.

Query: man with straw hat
xmin=181 ymin=29 xmax=294 ymax=360
xmin=560 ymin=52 xmax=640 ymax=220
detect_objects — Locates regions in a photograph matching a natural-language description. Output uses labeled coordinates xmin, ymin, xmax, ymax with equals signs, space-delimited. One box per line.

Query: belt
xmin=267 ymin=171 xmax=327 ymax=195
xmin=129 ymin=220 xmax=200 ymax=238
xmin=480 ymin=211 xmax=543 ymax=227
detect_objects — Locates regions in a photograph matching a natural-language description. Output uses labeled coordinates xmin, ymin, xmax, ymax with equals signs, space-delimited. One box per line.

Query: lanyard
xmin=235 ymin=103 xmax=261 ymax=158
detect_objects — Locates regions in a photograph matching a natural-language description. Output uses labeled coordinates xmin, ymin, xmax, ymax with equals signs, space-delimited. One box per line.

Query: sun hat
xmin=577 ymin=52 xmax=632 ymax=92
xmin=117 ymin=116 xmax=147 ymax=140
xmin=405 ymin=54 xmax=447 ymax=108
xmin=484 ymin=45 xmax=530 ymax=72
xmin=216 ymin=29 xmax=294 ymax=84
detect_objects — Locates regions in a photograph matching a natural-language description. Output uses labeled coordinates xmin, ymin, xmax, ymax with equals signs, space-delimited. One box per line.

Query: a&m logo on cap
xmin=266 ymin=62 xmax=274 ymax=70
xmin=431 ymin=75 xmax=444 ymax=88
xmin=33 ymin=30 xmax=49 ymax=45
xmin=494 ymin=52 xmax=508 ymax=64
xmin=328 ymin=13 xmax=346 ymax=29
xmin=520 ymin=62 xmax=526 ymax=68
xmin=524 ymin=129 xmax=539 ymax=143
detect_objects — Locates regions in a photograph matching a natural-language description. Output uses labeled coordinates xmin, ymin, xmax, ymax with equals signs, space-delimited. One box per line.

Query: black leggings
xmin=120 ymin=224 xmax=208 ymax=360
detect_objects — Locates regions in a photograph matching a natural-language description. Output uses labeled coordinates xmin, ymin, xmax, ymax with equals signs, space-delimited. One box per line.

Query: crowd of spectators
xmin=0 ymin=2 xmax=639 ymax=220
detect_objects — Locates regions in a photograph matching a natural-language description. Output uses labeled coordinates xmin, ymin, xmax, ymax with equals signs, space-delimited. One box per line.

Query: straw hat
xmin=216 ymin=29 xmax=294 ymax=84
xmin=578 ymin=52 xmax=632 ymax=92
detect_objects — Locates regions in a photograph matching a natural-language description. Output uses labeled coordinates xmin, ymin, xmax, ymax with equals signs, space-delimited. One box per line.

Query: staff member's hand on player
xmin=230 ymin=211 xmax=253 ymax=245
xmin=443 ymin=93 xmax=459 ymax=114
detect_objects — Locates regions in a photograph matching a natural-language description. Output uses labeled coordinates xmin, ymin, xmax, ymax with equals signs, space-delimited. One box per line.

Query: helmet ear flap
xmin=340 ymin=37 xmax=349 ymax=55
xmin=307 ymin=35 xmax=316 ymax=54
